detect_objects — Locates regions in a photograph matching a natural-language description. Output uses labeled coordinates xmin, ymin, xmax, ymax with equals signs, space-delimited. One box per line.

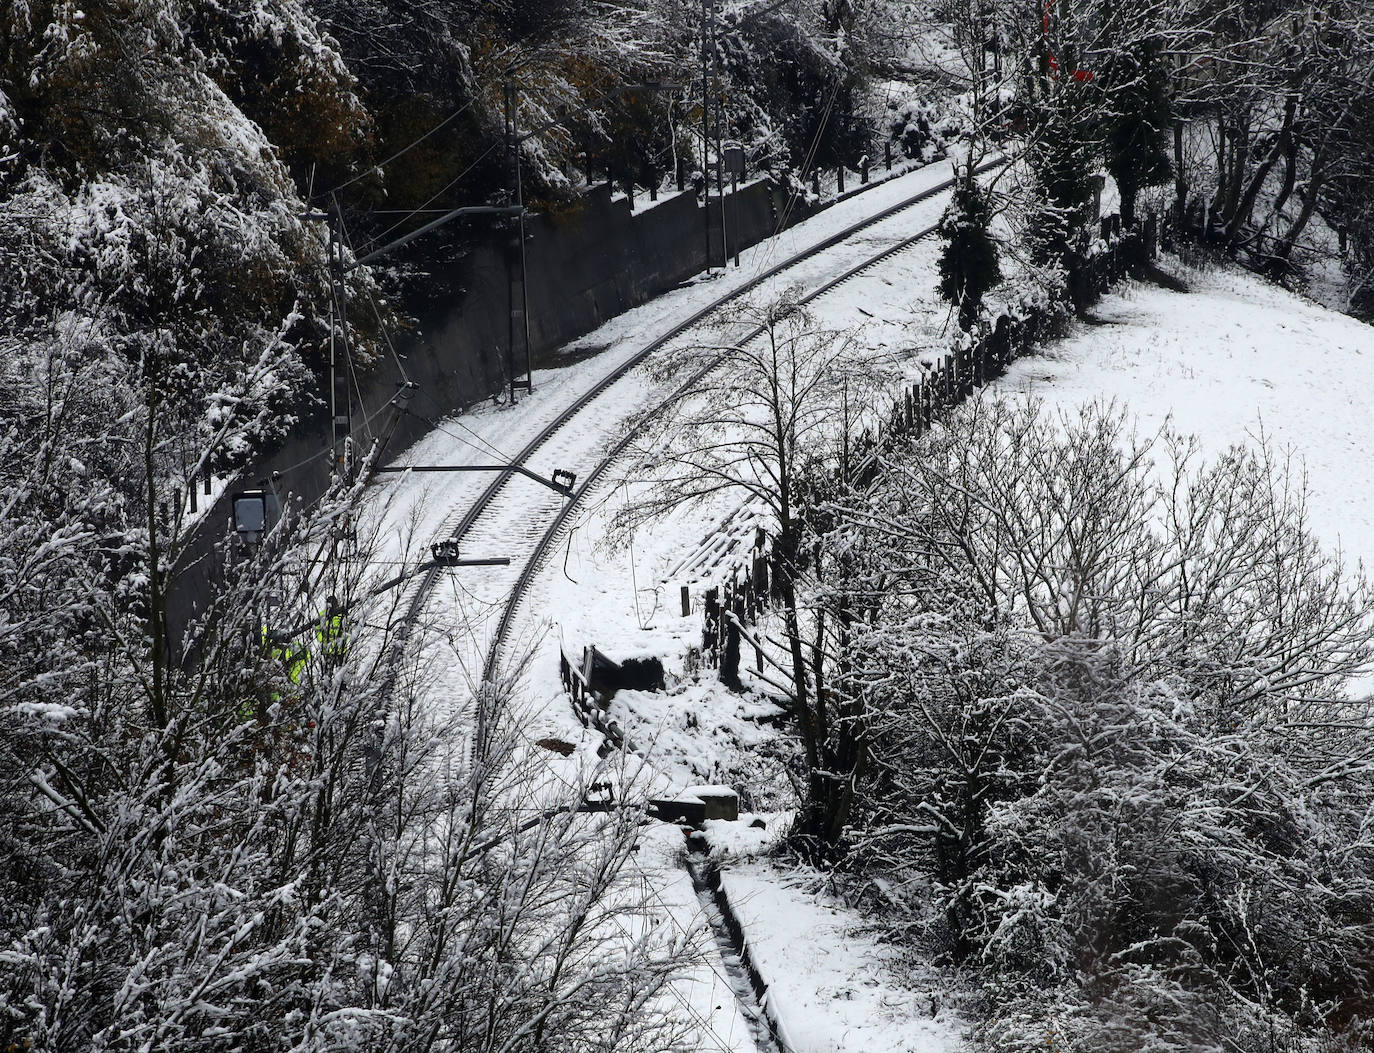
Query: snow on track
xmin=369 ymin=159 xmax=972 ymax=726
xmin=364 ymin=158 xmax=982 ymax=1050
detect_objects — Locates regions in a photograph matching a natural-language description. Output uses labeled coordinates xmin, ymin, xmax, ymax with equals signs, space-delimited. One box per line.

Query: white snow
xmin=999 ymin=261 xmax=1374 ymax=599
xmin=358 ymin=156 xmax=984 ymax=1052
xmin=721 ymin=862 xmax=965 ymax=1053
xmin=359 ymin=155 xmax=1374 ymax=1053
xmin=366 ymin=158 xmax=972 ymax=725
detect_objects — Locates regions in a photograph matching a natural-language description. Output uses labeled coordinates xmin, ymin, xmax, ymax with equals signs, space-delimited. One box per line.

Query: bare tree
xmin=614 ymin=291 xmax=890 ymax=850
xmin=832 ymin=394 xmax=1374 ymax=1048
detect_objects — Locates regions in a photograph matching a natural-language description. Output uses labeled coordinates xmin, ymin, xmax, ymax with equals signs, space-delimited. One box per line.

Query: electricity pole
xmin=701 ymin=0 xmax=715 ymax=274
xmin=327 ymin=199 xmax=354 ymax=483
xmin=712 ymin=2 xmax=728 ymax=272
xmin=505 ymin=79 xmax=533 ymax=403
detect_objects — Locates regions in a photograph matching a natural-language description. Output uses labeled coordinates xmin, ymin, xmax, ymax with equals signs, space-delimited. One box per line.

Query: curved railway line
xmin=370 ymin=159 xmax=1001 ymax=1053
xmin=382 ymin=159 xmax=1000 ymax=703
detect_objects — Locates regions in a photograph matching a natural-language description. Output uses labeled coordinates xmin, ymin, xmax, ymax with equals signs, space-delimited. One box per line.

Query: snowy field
xmin=1000 ymin=262 xmax=1374 ymax=600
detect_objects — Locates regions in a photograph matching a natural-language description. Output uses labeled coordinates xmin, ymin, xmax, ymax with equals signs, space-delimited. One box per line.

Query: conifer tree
xmin=1024 ymin=93 xmax=1096 ymax=269
xmin=1099 ymin=36 xmax=1172 ymax=229
xmin=938 ymin=162 xmax=1002 ymax=330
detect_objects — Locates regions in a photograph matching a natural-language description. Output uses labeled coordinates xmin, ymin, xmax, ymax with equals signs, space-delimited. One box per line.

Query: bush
xmin=888 ymin=97 xmax=961 ymax=163
xmin=838 ymin=396 xmax=1374 ymax=1049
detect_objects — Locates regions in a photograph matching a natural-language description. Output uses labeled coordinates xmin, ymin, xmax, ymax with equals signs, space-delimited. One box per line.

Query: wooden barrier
xmin=693 ymin=211 xmax=1159 ymax=687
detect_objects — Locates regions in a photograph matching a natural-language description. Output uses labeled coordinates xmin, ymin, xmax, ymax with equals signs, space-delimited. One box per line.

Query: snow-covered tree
xmin=1098 ymin=35 xmax=1172 ymax=230
xmin=0 ymin=359 xmax=684 ymax=1046
xmin=938 ymin=158 xmax=1003 ymax=329
xmin=830 ymin=394 xmax=1374 ymax=1048
xmin=615 ymin=293 xmax=890 ymax=852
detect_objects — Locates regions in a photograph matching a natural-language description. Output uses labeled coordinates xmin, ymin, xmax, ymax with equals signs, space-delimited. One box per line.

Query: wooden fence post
xmin=703 ymin=587 xmax=720 ymax=664
xmin=720 ymin=580 xmax=742 ymax=690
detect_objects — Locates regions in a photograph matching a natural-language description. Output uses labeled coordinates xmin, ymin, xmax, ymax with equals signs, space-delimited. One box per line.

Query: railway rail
xmin=474 ymin=174 xmax=996 ymax=682
xmin=380 ymin=158 xmax=1000 ymax=709
xmin=368 ymin=158 xmax=1001 ymax=1053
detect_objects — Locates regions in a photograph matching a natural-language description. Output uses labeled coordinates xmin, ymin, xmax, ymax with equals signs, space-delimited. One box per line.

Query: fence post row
xmin=689 ymin=213 xmax=1153 ymax=688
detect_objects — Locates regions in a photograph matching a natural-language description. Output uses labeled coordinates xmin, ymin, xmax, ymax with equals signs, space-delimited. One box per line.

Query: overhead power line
xmin=317 ymin=96 xmax=483 ymax=199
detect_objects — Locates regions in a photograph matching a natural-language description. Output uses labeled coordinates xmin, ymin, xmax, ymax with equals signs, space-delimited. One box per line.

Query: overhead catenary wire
xmin=316 ymin=95 xmax=484 ymax=199
xmin=748 ymin=67 xmax=847 ymax=280
xmin=333 ymin=206 xmax=413 ymax=389
xmin=401 ymin=403 xmax=514 ymax=466
xmin=361 ymin=139 xmax=507 ymax=256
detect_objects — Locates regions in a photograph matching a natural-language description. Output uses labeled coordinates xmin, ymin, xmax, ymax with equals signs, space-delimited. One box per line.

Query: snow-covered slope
xmin=1001 ymin=262 xmax=1374 ymax=585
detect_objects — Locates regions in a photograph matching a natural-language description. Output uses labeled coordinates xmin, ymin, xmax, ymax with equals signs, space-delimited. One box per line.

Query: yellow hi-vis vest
xmin=316 ymin=613 xmax=346 ymax=664
xmin=253 ymin=626 xmax=307 ymax=716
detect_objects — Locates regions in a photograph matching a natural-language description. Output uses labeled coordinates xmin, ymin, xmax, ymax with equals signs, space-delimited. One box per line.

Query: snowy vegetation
xmin=5 ymin=0 xmax=1374 ymax=1048
xmin=821 ymin=397 xmax=1374 ymax=1049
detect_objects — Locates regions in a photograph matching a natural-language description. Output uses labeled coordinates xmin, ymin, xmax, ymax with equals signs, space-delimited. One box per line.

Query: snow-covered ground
xmin=1000 ymin=261 xmax=1374 ymax=587
xmin=721 ymin=860 xmax=963 ymax=1053
xmin=368 ymin=156 xmax=969 ymax=727
xmin=362 ymin=159 xmax=976 ymax=1052
xmin=517 ymin=255 xmax=1374 ymax=1049
xmin=367 ymin=130 xmax=1373 ymax=1050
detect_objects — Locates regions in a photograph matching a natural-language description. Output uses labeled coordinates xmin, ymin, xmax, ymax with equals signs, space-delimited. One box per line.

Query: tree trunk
xmin=1224 ymin=96 xmax=1296 ymax=250
xmin=1270 ymin=174 xmax=1323 ymax=272
xmin=1120 ymin=184 xmax=1138 ymax=230
xmin=1173 ymin=119 xmax=1187 ymax=224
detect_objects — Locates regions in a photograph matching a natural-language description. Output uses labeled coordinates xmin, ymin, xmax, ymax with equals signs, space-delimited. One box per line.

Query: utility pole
xmin=327 ymin=199 xmax=354 ymax=484
xmin=505 ymin=79 xmax=533 ymax=403
xmin=701 ymin=0 xmax=714 ymax=274
xmin=711 ymin=0 xmax=728 ymax=273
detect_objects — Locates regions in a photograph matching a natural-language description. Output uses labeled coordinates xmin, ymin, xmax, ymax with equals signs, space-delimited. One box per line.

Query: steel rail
xmin=381 ymin=159 xmax=1000 ymax=702
xmin=479 ymin=209 xmax=950 ymax=684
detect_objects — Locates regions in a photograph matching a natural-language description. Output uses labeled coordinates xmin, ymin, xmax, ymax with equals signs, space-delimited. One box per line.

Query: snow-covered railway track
xmin=473 ymin=177 xmax=983 ymax=684
xmin=364 ymin=163 xmax=1000 ymax=1053
xmin=375 ymin=159 xmax=1000 ymax=712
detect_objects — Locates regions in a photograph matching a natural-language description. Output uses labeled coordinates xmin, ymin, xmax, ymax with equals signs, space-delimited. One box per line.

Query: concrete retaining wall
xmin=170 ymin=177 xmax=812 ymax=645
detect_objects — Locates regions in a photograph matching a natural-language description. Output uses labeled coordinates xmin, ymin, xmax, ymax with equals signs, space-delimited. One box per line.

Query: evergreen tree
xmin=938 ymin=162 xmax=1003 ymax=330
xmin=1024 ymin=93 xmax=1096 ymax=269
xmin=1099 ymin=36 xmax=1172 ymax=229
